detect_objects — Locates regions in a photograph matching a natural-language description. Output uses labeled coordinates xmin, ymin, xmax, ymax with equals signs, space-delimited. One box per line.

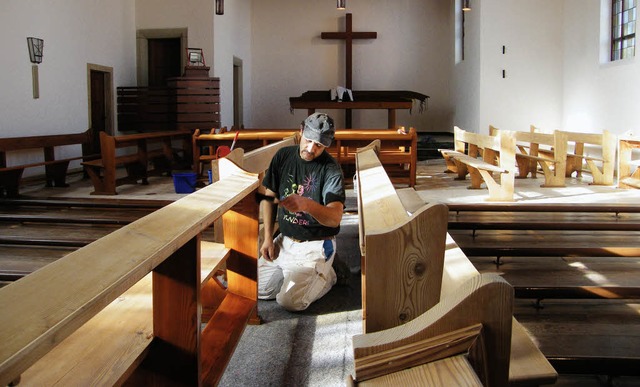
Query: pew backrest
xmin=0 ymin=130 xmax=91 ymax=164
xmin=0 ymin=130 xmax=95 ymax=196
xmin=356 ymin=147 xmax=448 ymax=333
xmin=210 ymin=135 xmax=298 ymax=183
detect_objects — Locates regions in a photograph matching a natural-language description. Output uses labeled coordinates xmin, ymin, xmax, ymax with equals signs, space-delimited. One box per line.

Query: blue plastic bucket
xmin=172 ymin=171 xmax=197 ymax=193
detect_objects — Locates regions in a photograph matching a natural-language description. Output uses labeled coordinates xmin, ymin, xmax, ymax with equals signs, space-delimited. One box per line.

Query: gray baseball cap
xmin=302 ymin=113 xmax=335 ymax=147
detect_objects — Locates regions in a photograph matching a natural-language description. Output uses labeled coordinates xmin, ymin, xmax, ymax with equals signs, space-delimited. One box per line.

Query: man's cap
xmin=302 ymin=113 xmax=335 ymax=147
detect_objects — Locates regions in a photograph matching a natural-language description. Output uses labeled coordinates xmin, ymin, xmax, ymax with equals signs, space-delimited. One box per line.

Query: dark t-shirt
xmin=262 ymin=146 xmax=345 ymax=241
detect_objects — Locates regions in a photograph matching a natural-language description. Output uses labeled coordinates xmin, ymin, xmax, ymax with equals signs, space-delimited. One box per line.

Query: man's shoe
xmin=333 ymin=256 xmax=351 ymax=286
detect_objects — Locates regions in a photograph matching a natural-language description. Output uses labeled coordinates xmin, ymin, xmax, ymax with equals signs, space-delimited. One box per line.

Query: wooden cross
xmin=321 ymin=13 xmax=377 ymax=90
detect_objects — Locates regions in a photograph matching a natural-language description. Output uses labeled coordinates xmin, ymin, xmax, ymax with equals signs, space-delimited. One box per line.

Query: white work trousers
xmin=258 ymin=235 xmax=337 ymax=311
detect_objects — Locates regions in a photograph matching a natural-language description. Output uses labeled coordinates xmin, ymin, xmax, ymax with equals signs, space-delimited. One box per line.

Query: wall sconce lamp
xmin=27 ymin=37 xmax=44 ymax=64
xmin=27 ymin=37 xmax=44 ymax=99
xmin=462 ymin=0 xmax=471 ymax=12
xmin=337 ymin=0 xmax=346 ymax=10
xmin=215 ymin=0 xmax=224 ymax=15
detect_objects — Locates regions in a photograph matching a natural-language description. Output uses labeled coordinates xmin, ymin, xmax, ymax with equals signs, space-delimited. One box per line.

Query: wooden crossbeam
xmin=321 ymin=13 xmax=377 ymax=90
xmin=321 ymin=13 xmax=377 ymax=128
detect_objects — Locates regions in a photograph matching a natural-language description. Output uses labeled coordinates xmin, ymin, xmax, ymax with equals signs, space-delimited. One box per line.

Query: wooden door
xmin=148 ymin=38 xmax=181 ymax=87
xmin=88 ymin=70 xmax=107 ymax=156
xmin=233 ymin=59 xmax=243 ymax=128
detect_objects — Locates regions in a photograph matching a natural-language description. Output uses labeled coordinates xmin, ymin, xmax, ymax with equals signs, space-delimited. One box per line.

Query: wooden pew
xmin=0 ymin=129 xmax=97 ymax=197
xmin=82 ymin=130 xmax=192 ymax=195
xmin=191 ymin=127 xmax=227 ymax=178
xmin=0 ymin=160 xmax=260 ymax=386
xmin=439 ymin=126 xmax=516 ymax=201
xmin=560 ymin=129 xmax=616 ymax=186
xmin=354 ymin=146 xmax=558 ymax=386
xmin=514 ymin=126 xmax=616 ymax=186
xmin=194 ymin=127 xmax=418 ymax=186
xmin=509 ymin=125 xmax=569 ymax=187
xmin=355 ymin=143 xmax=449 ymax=333
xmin=618 ymin=132 xmax=640 ymax=189
xmin=331 ymin=128 xmax=418 ymax=187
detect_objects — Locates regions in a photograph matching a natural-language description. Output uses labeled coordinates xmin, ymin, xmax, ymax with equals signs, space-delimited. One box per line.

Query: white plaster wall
xmin=213 ymin=0 xmax=253 ymax=129
xmin=0 ymin=0 xmax=135 ymax=172
xmin=477 ymin=0 xmax=564 ymax=135
xmin=0 ymin=0 xmax=135 ymax=138
xmin=562 ymin=0 xmax=640 ymax=136
xmin=453 ymin=1 xmax=482 ymax=133
xmin=249 ymin=0 xmax=454 ymax=131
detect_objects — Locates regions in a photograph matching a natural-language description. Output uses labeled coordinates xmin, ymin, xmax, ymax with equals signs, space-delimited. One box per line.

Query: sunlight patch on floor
xmin=308 ymin=311 xmax=362 ymax=385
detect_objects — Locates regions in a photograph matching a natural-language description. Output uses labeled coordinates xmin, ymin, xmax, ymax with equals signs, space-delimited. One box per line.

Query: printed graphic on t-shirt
xmin=281 ymin=173 xmax=319 ymax=227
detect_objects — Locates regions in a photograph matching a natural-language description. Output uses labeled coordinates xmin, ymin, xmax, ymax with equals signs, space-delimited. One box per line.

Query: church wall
xmin=213 ymin=0 xmax=253 ymax=130
xmin=477 ymin=0 xmax=564 ymax=135
xmin=452 ymin=0 xmax=482 ymax=134
xmin=0 ymin=0 xmax=136 ymax=173
xmin=248 ymin=0 xmax=455 ymax=132
xmin=0 ymin=0 xmax=136 ymax=136
xmin=562 ymin=0 xmax=640 ymax=136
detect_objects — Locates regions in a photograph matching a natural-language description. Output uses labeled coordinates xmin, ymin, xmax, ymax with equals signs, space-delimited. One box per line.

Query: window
xmin=611 ymin=0 xmax=637 ymax=60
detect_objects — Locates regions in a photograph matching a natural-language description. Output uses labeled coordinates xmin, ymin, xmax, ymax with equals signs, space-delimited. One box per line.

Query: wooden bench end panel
xmin=363 ymin=202 xmax=449 ymax=333
xmin=354 ymin=273 xmax=514 ymax=387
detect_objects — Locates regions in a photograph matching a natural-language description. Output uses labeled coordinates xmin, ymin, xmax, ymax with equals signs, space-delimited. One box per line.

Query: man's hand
xmin=280 ymin=194 xmax=343 ymax=228
xmin=278 ymin=194 xmax=310 ymax=213
xmin=260 ymin=239 xmax=277 ymax=262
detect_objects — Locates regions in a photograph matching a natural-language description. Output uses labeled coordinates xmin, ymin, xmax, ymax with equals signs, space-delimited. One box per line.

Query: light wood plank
xmin=358 ymin=355 xmax=482 ymax=387
xmin=17 ymin=240 xmax=233 ymax=386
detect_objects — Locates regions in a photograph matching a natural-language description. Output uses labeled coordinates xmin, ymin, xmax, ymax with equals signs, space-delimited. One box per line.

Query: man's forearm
xmin=303 ymin=200 xmax=342 ymax=228
xmin=279 ymin=195 xmax=343 ymax=228
xmin=261 ymin=199 xmax=277 ymax=238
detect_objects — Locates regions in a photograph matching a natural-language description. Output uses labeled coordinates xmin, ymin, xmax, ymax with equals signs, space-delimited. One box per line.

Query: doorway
xmin=233 ymin=57 xmax=243 ymax=129
xmin=87 ymin=64 xmax=113 ymax=156
xmin=148 ymin=38 xmax=181 ymax=87
xmin=136 ymin=29 xmax=188 ymax=87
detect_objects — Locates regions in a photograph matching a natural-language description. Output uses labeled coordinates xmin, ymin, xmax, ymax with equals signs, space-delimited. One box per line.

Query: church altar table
xmin=289 ymin=90 xmax=429 ymax=129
